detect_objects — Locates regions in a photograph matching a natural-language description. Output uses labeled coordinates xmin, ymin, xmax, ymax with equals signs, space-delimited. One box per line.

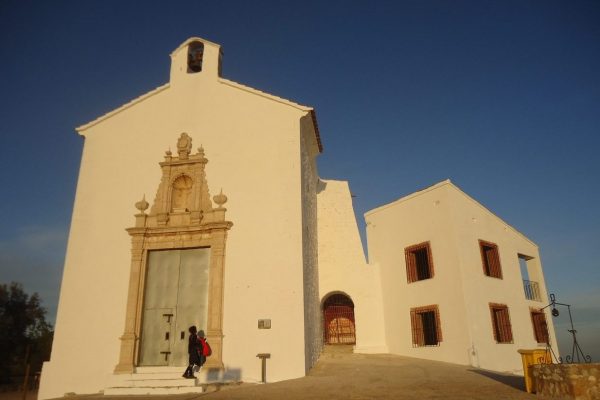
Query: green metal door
xmin=139 ymin=248 xmax=210 ymax=366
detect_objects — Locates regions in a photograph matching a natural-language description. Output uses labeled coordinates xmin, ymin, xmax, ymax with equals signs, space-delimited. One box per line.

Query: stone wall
xmin=532 ymin=363 xmax=600 ymax=399
xmin=300 ymin=118 xmax=323 ymax=372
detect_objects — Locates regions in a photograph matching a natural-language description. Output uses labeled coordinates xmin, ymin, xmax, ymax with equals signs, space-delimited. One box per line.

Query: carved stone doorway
xmin=114 ymin=134 xmax=232 ymax=373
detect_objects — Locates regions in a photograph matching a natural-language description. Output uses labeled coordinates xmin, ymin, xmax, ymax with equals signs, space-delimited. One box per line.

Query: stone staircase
xmin=105 ymin=366 xmax=216 ymax=395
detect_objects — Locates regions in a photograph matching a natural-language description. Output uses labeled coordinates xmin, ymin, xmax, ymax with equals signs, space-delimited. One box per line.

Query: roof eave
xmin=76 ymin=83 xmax=170 ymax=134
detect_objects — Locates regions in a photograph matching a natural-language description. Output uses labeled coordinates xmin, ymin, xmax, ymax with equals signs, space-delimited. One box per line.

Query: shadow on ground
xmin=467 ymin=369 xmax=526 ymax=391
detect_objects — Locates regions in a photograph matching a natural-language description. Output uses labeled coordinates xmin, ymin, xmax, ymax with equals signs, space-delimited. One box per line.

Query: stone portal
xmin=114 ymin=133 xmax=232 ymax=373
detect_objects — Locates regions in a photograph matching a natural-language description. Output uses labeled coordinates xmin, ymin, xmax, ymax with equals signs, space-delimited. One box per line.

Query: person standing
xmin=182 ymin=326 xmax=203 ymax=379
xmin=197 ymin=330 xmax=211 ymax=367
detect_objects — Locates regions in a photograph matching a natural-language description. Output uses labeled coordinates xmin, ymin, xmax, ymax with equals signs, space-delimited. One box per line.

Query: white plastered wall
xmin=447 ymin=183 xmax=558 ymax=373
xmin=365 ymin=182 xmax=472 ymax=365
xmin=364 ymin=180 xmax=558 ymax=373
xmin=40 ymin=38 xmax=316 ymax=399
xmin=317 ymin=180 xmax=387 ymax=353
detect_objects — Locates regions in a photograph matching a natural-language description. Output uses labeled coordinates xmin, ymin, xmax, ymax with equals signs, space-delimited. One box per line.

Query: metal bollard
xmin=256 ymin=353 xmax=271 ymax=383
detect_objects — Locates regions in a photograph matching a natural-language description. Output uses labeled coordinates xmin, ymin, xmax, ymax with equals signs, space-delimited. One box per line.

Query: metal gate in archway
xmin=323 ymin=294 xmax=356 ymax=344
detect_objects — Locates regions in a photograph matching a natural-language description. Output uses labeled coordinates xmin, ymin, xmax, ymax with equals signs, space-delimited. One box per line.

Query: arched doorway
xmin=323 ymin=293 xmax=356 ymax=344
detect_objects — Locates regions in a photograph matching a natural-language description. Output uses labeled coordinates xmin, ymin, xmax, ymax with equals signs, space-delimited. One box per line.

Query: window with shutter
xmin=405 ymin=242 xmax=434 ymax=283
xmin=530 ymin=309 xmax=549 ymax=344
xmin=410 ymin=305 xmax=442 ymax=347
xmin=489 ymin=303 xmax=513 ymax=343
xmin=479 ymin=240 xmax=503 ymax=279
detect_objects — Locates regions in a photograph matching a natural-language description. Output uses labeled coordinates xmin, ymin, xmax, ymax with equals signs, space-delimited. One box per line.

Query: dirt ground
xmin=28 ymin=351 xmax=551 ymax=400
xmin=194 ymin=353 xmax=542 ymax=400
xmin=0 ymin=390 xmax=37 ymax=400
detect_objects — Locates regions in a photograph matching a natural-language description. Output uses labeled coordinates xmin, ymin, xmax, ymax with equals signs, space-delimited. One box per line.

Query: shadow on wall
xmin=317 ymin=179 xmax=327 ymax=194
xmin=206 ymin=368 xmax=242 ymax=382
xmin=468 ymin=369 xmax=525 ymax=392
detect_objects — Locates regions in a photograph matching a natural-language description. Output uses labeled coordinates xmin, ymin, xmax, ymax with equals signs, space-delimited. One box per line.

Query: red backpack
xmin=199 ymin=337 xmax=212 ymax=356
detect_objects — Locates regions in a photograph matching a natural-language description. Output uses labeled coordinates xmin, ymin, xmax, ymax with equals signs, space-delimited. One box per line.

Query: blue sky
xmin=1 ymin=1 xmax=598 ymax=361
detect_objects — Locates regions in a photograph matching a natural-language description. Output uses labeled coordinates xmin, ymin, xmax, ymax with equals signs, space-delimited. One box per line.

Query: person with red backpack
xmin=182 ymin=326 xmax=203 ymax=379
xmin=197 ymin=329 xmax=212 ymax=365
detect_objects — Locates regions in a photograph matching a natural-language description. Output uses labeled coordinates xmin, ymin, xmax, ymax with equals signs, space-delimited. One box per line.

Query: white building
xmin=39 ymin=37 xmax=557 ymax=399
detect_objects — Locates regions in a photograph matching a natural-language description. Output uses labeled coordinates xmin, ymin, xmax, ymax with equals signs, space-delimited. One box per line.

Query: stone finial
xmin=213 ymin=189 xmax=228 ymax=209
xmin=177 ymin=132 xmax=192 ymax=160
xmin=197 ymin=145 xmax=208 ymax=164
xmin=135 ymin=195 xmax=149 ymax=214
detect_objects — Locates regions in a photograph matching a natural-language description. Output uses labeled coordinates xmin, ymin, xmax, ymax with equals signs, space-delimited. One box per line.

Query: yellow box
xmin=518 ymin=349 xmax=552 ymax=393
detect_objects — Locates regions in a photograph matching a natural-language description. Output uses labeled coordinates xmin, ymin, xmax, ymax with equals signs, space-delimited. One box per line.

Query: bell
xmin=188 ymin=47 xmax=204 ymax=72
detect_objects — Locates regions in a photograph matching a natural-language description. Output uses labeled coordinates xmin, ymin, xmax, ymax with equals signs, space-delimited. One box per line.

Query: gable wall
xmin=365 ymin=184 xmax=472 ymax=365
xmin=40 ymin=76 xmax=310 ymax=398
xmin=363 ymin=181 xmax=558 ymax=374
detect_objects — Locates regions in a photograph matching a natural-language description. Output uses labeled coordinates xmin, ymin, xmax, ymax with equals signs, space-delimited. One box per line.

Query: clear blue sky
xmin=1 ymin=1 xmax=598 ymax=361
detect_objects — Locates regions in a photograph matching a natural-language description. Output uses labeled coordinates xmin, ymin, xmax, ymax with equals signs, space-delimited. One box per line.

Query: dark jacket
xmin=188 ymin=333 xmax=204 ymax=365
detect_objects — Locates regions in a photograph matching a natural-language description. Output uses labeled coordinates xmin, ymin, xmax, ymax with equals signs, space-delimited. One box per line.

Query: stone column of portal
xmin=204 ymin=230 xmax=226 ymax=369
xmin=114 ymin=231 xmax=146 ymax=373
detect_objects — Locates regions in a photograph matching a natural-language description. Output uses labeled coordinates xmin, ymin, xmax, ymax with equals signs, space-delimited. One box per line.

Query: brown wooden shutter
xmin=490 ymin=303 xmax=512 ymax=343
xmin=406 ymin=249 xmax=416 ymax=283
xmin=489 ymin=306 xmax=499 ymax=342
xmin=410 ymin=308 xmax=424 ymax=346
xmin=488 ymin=249 xmax=497 ymax=277
xmin=480 ymin=240 xmax=502 ymax=278
xmin=531 ymin=311 xmax=549 ymax=344
xmin=406 ymin=242 xmax=433 ymax=282
xmin=411 ymin=305 xmax=441 ymax=346
xmin=490 ymin=246 xmax=502 ymax=278
xmin=426 ymin=243 xmax=435 ymax=278
xmin=499 ymin=307 xmax=512 ymax=342
xmin=434 ymin=306 xmax=443 ymax=342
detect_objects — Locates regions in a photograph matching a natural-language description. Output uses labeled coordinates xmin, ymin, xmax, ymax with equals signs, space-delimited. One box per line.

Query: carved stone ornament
xmin=213 ymin=189 xmax=228 ymax=209
xmin=177 ymin=132 xmax=193 ymax=160
xmin=114 ymin=134 xmax=232 ymax=374
xmin=134 ymin=195 xmax=149 ymax=214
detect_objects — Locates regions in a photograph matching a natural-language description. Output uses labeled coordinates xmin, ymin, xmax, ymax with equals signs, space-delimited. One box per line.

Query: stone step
xmin=105 ymin=364 xmax=244 ymax=396
xmin=323 ymin=344 xmax=354 ymax=354
xmin=104 ymin=386 xmax=204 ymax=395
xmin=112 ymin=373 xmax=185 ymax=381
xmin=127 ymin=378 xmax=198 ymax=388
xmin=106 ymin=366 xmax=204 ymax=395
xmin=135 ymin=366 xmax=183 ymax=374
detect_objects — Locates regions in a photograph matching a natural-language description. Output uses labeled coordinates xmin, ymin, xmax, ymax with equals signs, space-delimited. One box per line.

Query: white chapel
xmin=39 ymin=37 xmax=557 ymax=398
